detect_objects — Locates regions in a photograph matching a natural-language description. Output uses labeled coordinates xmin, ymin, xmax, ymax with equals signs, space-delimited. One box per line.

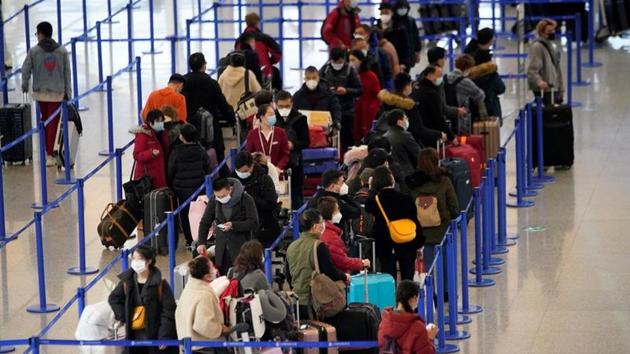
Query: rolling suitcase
xmin=472 ymin=117 xmax=501 ymax=162
xmin=97 ymin=200 xmax=142 ymax=249
xmin=53 ymin=105 xmax=81 ymax=169
xmin=173 ymin=261 xmax=190 ymax=301
xmin=440 ymin=156 xmax=473 ymax=217
xmin=532 ymin=90 xmax=574 ymax=167
xmin=327 ymin=303 xmax=380 ymax=353
xmin=144 ymin=187 xmax=177 ymax=255
xmin=0 ymin=103 xmax=32 ymax=164
xmin=299 ymin=320 xmax=338 ymax=354
xmin=346 ymin=238 xmax=396 ymax=311
xmin=445 ymin=144 xmax=481 ymax=187
xmin=461 ymin=134 xmax=486 ymax=166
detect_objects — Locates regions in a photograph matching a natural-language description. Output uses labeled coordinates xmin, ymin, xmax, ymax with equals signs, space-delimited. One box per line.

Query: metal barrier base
xmin=506 ymin=199 xmax=535 ymax=208
xmin=458 ymin=304 xmax=483 ymax=314
xmin=470 ymin=266 xmax=502 ymax=275
xmin=444 ymin=330 xmax=471 ymax=341
xmin=445 ymin=314 xmax=472 ymax=325
xmin=472 ymin=257 xmax=505 ymax=266
xmin=0 ymin=346 xmax=15 ymax=353
xmin=533 ymin=175 xmax=556 ymax=183
xmin=526 ymin=182 xmax=544 ymax=190
xmin=507 ymin=232 xmax=520 ymax=240
xmin=491 ymin=245 xmax=509 ymax=255
xmin=26 ymin=304 xmax=60 ymax=314
xmin=67 ymin=266 xmax=99 ymax=275
xmin=436 ymin=343 xmax=459 ymax=353
xmin=583 ymin=61 xmax=602 ymax=68
xmin=509 ymin=189 xmax=537 ymax=197
xmin=497 ymin=238 xmax=517 ymax=247
xmin=468 ymin=278 xmax=495 ymax=287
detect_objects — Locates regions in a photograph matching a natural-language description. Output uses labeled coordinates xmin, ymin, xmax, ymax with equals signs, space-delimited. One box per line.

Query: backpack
xmin=443 ymin=75 xmax=465 ymax=108
xmin=320 ymin=7 xmax=357 ymax=45
xmin=193 ymin=107 xmax=214 ymax=149
xmin=351 ymin=188 xmax=374 ymax=237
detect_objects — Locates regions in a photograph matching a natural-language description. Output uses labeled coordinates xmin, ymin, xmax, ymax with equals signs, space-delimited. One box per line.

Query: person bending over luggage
xmin=307 ymin=169 xmax=362 ymax=225
xmin=348 ymin=49 xmax=382 ymax=145
xmin=378 ymin=280 xmax=437 ymax=354
xmin=176 ymin=256 xmax=233 ymax=354
xmin=292 ymin=66 xmax=342 ymax=127
xmin=405 ymin=148 xmax=459 ymax=279
xmin=197 ymin=178 xmax=259 ymax=275
xmin=364 ymin=166 xmax=424 ymax=281
xmin=444 ymin=54 xmax=489 ymax=134
xmin=108 ymin=246 xmax=178 ymax=354
xmin=231 ymin=151 xmax=279 ymax=247
xmin=286 ymin=209 xmax=349 ymax=320
xmin=383 ymin=109 xmax=423 ymax=183
xmin=130 ymin=109 xmax=170 ymax=189
xmin=167 ymin=124 xmax=211 ymax=248
xmin=318 ymin=196 xmax=370 ymax=274
xmin=527 ymin=19 xmax=564 ymax=104
xmin=217 ymin=51 xmax=262 ymax=113
xmin=245 ymin=104 xmax=291 ymax=173
xmin=228 ymin=240 xmax=271 ymax=292
xmin=274 ymin=90 xmax=310 ymax=208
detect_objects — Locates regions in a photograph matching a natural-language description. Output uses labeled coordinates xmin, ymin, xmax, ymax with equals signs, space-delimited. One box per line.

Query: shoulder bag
xmin=415 ymin=195 xmax=441 ymax=228
xmin=310 ymin=241 xmax=346 ymax=319
xmin=376 ymin=194 xmax=417 ymax=244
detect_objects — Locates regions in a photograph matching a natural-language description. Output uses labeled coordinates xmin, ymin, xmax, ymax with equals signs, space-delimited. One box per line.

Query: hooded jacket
xmin=167 ymin=143 xmax=211 ymax=200
xmin=378 ymin=308 xmax=435 ymax=354
xmin=405 ymin=170 xmax=459 ymax=244
xmin=142 ymin=87 xmax=188 ymax=122
xmin=197 ymin=178 xmax=259 ymax=267
xmin=218 ymin=65 xmax=262 ymax=111
xmin=21 ymin=38 xmax=71 ymax=101
xmin=131 ymin=124 xmax=170 ymax=189
xmin=319 ymin=62 xmax=363 ymax=117
xmin=527 ymin=37 xmax=565 ymax=96
xmin=293 ymin=82 xmax=343 ymax=126
xmin=322 ymin=2 xmax=361 ymax=49
xmin=444 ymin=70 xmax=488 ymax=132
xmin=470 ymin=62 xmax=506 ymax=119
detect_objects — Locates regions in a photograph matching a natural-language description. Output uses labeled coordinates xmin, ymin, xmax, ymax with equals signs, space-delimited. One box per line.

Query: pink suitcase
xmin=299 ymin=320 xmax=338 ymax=354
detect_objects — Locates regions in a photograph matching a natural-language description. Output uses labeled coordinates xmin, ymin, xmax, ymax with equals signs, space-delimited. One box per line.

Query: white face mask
xmin=434 ymin=76 xmax=443 ymax=87
xmin=332 ymin=212 xmax=343 ymax=224
xmin=361 ymin=49 xmax=368 ymax=57
xmin=403 ymin=119 xmax=410 ymax=131
xmin=396 ymin=8 xmax=408 ymax=16
xmin=381 ymin=14 xmax=392 ymax=24
xmin=236 ymin=170 xmax=251 ymax=179
xmin=353 ymin=33 xmax=365 ymax=40
xmin=216 ymin=195 xmax=231 ymax=204
xmin=306 ymin=79 xmax=318 ymax=91
xmin=339 ymin=183 xmax=349 ymax=196
xmin=278 ymin=108 xmax=291 ymax=118
xmin=131 ymin=259 xmax=147 ymax=274
xmin=331 ymin=62 xmax=345 ymax=71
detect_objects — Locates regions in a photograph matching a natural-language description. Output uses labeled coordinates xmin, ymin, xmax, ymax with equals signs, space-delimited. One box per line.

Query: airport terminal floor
xmin=1 ymin=0 xmax=630 ymax=353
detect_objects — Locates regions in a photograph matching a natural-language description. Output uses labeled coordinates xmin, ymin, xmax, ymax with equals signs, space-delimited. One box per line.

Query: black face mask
xmin=547 ymin=33 xmax=556 ymax=40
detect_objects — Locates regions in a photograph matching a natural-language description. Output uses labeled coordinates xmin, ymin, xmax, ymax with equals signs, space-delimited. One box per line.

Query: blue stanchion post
xmin=487 ymin=159 xmax=508 ymax=256
xmin=264 ymin=248 xmax=273 ymax=283
xmin=483 ymin=169 xmax=506 ymax=263
xmin=507 ymin=112 xmax=535 ymax=208
xmin=167 ymin=212 xmax=176 ymax=288
xmin=469 ymin=187 xmax=496 ymax=283
xmin=186 ymin=19 xmax=192 ymax=68
xmin=229 ymin=148 xmax=238 ymax=170
xmin=81 ymin=0 xmax=89 ymax=35
xmin=183 ymin=338 xmax=192 ymax=354
xmin=58 ymin=101 xmax=76 ymax=183
xmin=205 ymin=174 xmax=213 ymax=197
xmin=70 ymin=38 xmax=88 ymax=112
xmin=573 ymin=14 xmax=589 ymax=86
xmin=99 ymin=76 xmax=115 ymax=156
xmin=434 ymin=245 xmax=458 ymax=353
xmin=96 ymin=21 xmax=105 ymax=90
xmin=27 ymin=211 xmax=60 ymax=313
xmin=496 ymin=148 xmax=518 ymax=244
xmin=170 ymin=36 xmax=176 ymax=74
xmin=56 ymin=0 xmax=62 ymax=44
xmin=136 ymin=56 xmax=142 ymax=124
xmin=143 ymin=0 xmax=163 ymax=54
xmin=292 ymin=210 xmax=300 ymax=240
xmin=525 ymin=105 xmax=543 ymax=192
xmin=127 ymin=3 xmax=134 ymax=69
xmin=0 ymin=156 xmax=6 ymax=241
xmin=533 ymin=97 xmax=555 ymax=183
xmin=213 ymin=6 xmax=220 ymax=69
xmin=445 ymin=231 xmax=471 ymax=339
xmin=24 ymin=4 xmax=31 ymax=52
xmin=0 ymin=13 xmax=5 ymax=105
xmin=29 ymin=337 xmax=40 ymax=354
xmin=31 ymin=116 xmax=49 ymax=209
xmin=77 ymin=287 xmax=86 ymax=316
xmin=425 ymin=273 xmax=434 ymax=324
xmin=121 ymin=249 xmax=129 ymax=271
xmin=583 ymin=0 xmax=601 ymax=68
xmin=68 ymin=178 xmax=99 ymax=275
xmin=417 ymin=284 xmax=426 ymax=321
xmin=173 ymin=0 xmax=179 ymax=37
xmin=297 ymin=1 xmax=304 ymax=70
xmin=448 ymin=36 xmax=454 ymax=72
xmin=566 ymin=31 xmax=580 ymax=108
xmin=115 ymin=148 xmax=124 ymax=201
xmin=458 ymin=18 xmax=466 ymax=54
xmin=102 ymin=0 xmax=120 ymax=24
xmin=457 ymin=211 xmax=483 ymax=314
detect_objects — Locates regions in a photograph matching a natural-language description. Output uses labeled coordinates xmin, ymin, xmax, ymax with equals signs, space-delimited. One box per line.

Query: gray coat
xmin=21 ymin=38 xmax=72 ymax=98
xmin=527 ymin=38 xmax=565 ymax=95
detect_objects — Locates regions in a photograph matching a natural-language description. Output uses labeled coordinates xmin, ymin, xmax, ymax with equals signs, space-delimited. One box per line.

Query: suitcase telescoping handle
xmin=356 ymin=235 xmax=376 ymax=303
xmin=437 ymin=140 xmax=446 ymax=165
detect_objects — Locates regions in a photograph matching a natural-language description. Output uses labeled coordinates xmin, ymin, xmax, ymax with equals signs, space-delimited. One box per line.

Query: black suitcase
xmin=0 ymin=103 xmax=33 ymax=164
xmin=327 ymin=303 xmax=381 ymax=353
xmin=97 ymin=200 xmax=142 ymax=249
xmin=532 ymin=102 xmax=575 ymax=168
xmin=143 ymin=187 xmax=177 ymax=255
xmin=440 ymin=156 xmax=473 ymax=218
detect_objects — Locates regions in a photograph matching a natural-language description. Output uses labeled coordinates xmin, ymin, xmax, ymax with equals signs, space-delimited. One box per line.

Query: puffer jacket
xmin=470 ymin=62 xmax=506 ymax=119
xmin=378 ymin=308 xmax=435 ymax=354
xmin=167 ymin=143 xmax=210 ymax=200
xmin=131 ymin=124 xmax=170 ymax=189
xmin=320 ymin=221 xmax=363 ymax=273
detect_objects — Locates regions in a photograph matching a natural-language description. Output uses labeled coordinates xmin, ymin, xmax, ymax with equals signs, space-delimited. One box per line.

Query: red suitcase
xmin=461 ymin=135 xmax=486 ymax=166
xmin=446 ymin=144 xmax=481 ymax=187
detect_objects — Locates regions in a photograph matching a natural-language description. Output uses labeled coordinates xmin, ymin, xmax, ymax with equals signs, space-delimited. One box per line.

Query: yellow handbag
xmin=376 ymin=195 xmax=417 ymax=244
xmin=131 ymin=306 xmax=145 ymax=330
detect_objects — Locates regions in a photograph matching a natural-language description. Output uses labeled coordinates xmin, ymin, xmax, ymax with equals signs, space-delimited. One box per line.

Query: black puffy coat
xmin=319 ymin=63 xmax=363 ymax=117
xmin=167 ymin=143 xmax=210 ymax=201
xmin=383 ymin=125 xmax=422 ymax=181
xmin=108 ymin=268 xmax=178 ymax=354
xmin=293 ymin=83 xmax=343 ymax=125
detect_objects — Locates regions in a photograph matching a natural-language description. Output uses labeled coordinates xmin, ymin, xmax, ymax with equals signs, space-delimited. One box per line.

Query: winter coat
xmin=405 ymin=170 xmax=459 ymax=244
xmin=377 ymin=19 xmax=414 ymax=70
xmin=377 ymin=89 xmax=442 ymax=147
xmin=141 ymin=87 xmax=188 ymax=122
xmin=320 ymin=221 xmax=363 ymax=273
xmin=232 ymin=44 xmax=264 ymax=86
xmin=392 ymin=13 xmax=421 ymax=69
xmin=131 ymin=124 xmax=170 ymax=189
xmin=108 ymin=268 xmax=178 ymax=354
xmin=354 ymin=69 xmax=382 ymax=143
xmin=415 ymin=78 xmax=455 ymax=143
xmin=378 ymin=308 xmax=435 ymax=354
xmin=245 ymin=126 xmax=291 ymax=170
xmin=527 ymin=37 xmax=565 ymax=96
xmin=364 ymin=188 xmax=424 ymax=259
xmin=379 ymin=38 xmax=401 ymax=76
xmin=444 ymin=70 xmax=488 ymax=132
xmin=293 ymin=83 xmax=342 ymax=126
xmin=218 ymin=65 xmax=262 ymax=111
xmin=197 ymin=178 xmax=259 ymax=267
xmin=175 ymin=277 xmax=225 ymax=350
xmin=167 ymin=143 xmax=210 ymax=200
xmin=275 ymin=109 xmax=310 ymax=168
xmin=21 ymin=38 xmax=71 ymax=101
xmin=230 ymin=164 xmax=278 ymax=230
xmin=319 ymin=62 xmax=363 ymax=118
xmin=241 ymin=26 xmax=282 ymax=77
xmin=470 ymin=63 xmax=506 ymax=119
xmin=321 ymin=3 xmax=361 ymax=49
xmin=383 ymin=125 xmax=422 ymax=180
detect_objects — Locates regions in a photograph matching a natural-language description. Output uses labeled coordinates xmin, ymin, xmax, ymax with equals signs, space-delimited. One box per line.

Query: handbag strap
xmin=375 ymin=195 xmax=391 ymax=225
xmin=312 ymin=240 xmax=321 ymax=274
xmin=129 ymin=161 xmax=150 ymax=182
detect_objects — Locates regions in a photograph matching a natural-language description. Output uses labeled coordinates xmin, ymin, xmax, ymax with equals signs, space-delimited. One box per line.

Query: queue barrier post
xmin=458 ymin=210 xmax=483 ymax=313
xmin=115 ymin=148 xmax=124 ymax=201
xmin=487 ymin=159 xmax=508 ymax=255
xmin=136 ymin=56 xmax=143 ymax=124
xmin=444 ymin=222 xmax=472 ymax=328
xmin=29 ymin=337 xmax=40 ymax=354
xmin=56 ymin=0 xmax=63 ymax=44
xmin=533 ymin=96 xmax=555 ymax=183
xmin=417 ymin=281 xmax=426 ymax=321
xmin=183 ymin=338 xmax=193 ymax=354
xmin=573 ymin=14 xmax=589 ymax=86
xmin=0 ymin=13 xmax=5 ymax=105
xmin=67 ymin=178 xmax=99 ymax=275
xmin=0 ymin=155 xmax=6 ymax=241
xmin=186 ymin=19 xmax=192 ymax=67
xmin=566 ymin=31 xmax=581 ymax=108
xmin=167 ymin=212 xmax=177 ymax=287
xmin=170 ymin=36 xmax=177 ymax=74
xmin=77 ymin=287 xmax=86 ymax=316
xmin=121 ymin=249 xmax=130 ymax=272
xmin=127 ymin=4 xmax=134 ymax=69
xmin=507 ymin=112 xmax=535 ymax=208
xmin=496 ymin=148 xmax=518 ymax=245
xmin=55 ymin=101 xmax=77 ymax=184
xmin=468 ymin=187 xmax=496 ymax=284
xmin=483 ymin=168 xmax=506 ymax=264
xmin=143 ymin=0 xmax=163 ymax=55
xmin=425 ymin=273 xmax=434 ymax=324
xmin=99 ymin=76 xmax=115 ymax=157
xmin=26 ymin=212 xmax=60 ymax=314
xmin=292 ymin=210 xmax=300 ymax=240
xmin=434 ymin=245 xmax=459 ymax=353
xmin=173 ymin=0 xmax=179 ymax=37
xmin=264 ymin=248 xmax=273 ymax=283
xmin=525 ymin=105 xmax=543 ymax=192
xmin=71 ymin=38 xmax=90 ymax=111
xmin=102 ymin=0 xmax=120 ymax=24
xmin=96 ymin=22 xmax=107 ymax=91
xmin=205 ymin=174 xmax=213 ymax=197
xmin=31 ymin=115 xmax=50 ymax=209
xmin=583 ymin=0 xmax=602 ymax=68
xmin=24 ymin=4 xmax=32 ymax=52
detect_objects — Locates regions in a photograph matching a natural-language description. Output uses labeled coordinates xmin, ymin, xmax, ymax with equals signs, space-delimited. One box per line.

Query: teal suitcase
xmin=347 ymin=272 xmax=396 ymax=311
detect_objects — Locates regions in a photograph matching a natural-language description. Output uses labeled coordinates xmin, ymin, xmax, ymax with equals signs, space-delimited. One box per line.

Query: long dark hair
xmin=234 ymin=240 xmax=264 ymax=274
xmin=396 ymin=280 xmax=420 ymax=313
xmin=417 ymin=148 xmax=448 ymax=182
xmin=371 ymin=165 xmax=394 ymax=192
xmin=133 ymin=246 xmax=157 ymax=271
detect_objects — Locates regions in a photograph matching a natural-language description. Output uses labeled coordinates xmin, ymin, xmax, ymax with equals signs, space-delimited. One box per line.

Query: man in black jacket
xmin=383 ymin=109 xmax=422 ymax=181
xmin=392 ymin=0 xmax=421 ymax=72
xmin=415 ymin=65 xmax=457 ymax=147
xmin=231 ymin=151 xmax=279 ymax=247
xmin=319 ymin=48 xmax=363 ymax=151
xmin=182 ymin=53 xmax=235 ymax=166
xmin=275 ymin=90 xmax=310 ymax=208
xmin=426 ymin=46 xmax=467 ymax=129
xmin=307 ymin=169 xmax=361 ymax=224
xmin=293 ymin=66 xmax=342 ymax=126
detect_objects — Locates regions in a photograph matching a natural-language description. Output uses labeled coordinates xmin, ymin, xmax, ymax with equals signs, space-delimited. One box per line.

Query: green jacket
xmin=286 ymin=232 xmax=319 ymax=303
xmin=405 ymin=170 xmax=459 ymax=244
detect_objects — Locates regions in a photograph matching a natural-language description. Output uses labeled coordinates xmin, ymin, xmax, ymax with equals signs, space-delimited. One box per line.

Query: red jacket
xmin=245 ymin=126 xmax=290 ymax=170
xmin=354 ymin=69 xmax=382 ymax=143
xmin=240 ymin=26 xmax=282 ymax=77
xmin=322 ymin=3 xmax=361 ymax=50
xmin=378 ymin=308 xmax=435 ymax=354
xmin=320 ymin=221 xmax=363 ymax=273
xmin=131 ymin=124 xmax=170 ymax=189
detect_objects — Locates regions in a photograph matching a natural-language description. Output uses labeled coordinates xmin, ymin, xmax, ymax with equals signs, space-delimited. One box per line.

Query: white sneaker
xmin=45 ymin=156 xmax=56 ymax=167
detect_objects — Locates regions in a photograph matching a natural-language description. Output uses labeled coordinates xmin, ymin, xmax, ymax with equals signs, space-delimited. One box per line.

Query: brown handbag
xmin=310 ymin=241 xmax=346 ymax=319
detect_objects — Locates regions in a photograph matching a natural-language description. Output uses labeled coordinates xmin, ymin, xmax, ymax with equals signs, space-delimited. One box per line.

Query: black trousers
xmin=378 ymin=250 xmax=416 ymax=281
xmin=290 ymin=162 xmax=304 ymax=209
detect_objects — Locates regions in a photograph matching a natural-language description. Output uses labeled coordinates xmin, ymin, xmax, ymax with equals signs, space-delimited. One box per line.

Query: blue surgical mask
xmin=434 ymin=77 xmax=443 ymax=87
xmin=267 ymin=115 xmax=277 ymax=126
xmin=151 ymin=121 xmax=164 ymax=132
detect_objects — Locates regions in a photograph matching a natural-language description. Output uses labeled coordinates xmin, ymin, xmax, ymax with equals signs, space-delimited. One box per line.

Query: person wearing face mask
xmin=245 ymin=104 xmax=291 ymax=173
xmin=286 ymin=209 xmax=350 ymax=320
xmin=318 ymin=196 xmax=371 ymax=274
xmin=350 ymin=37 xmax=385 ymax=87
xmin=382 ymin=109 xmax=422 ymax=184
xmin=108 ymin=246 xmax=178 ymax=354
xmin=378 ymin=280 xmax=437 ymax=354
xmin=319 ymin=47 xmax=363 ymax=151
xmin=425 ymin=47 xmax=467 ymax=129
xmin=197 ymin=178 xmax=259 ymax=275
xmin=274 ymin=90 xmax=310 ymax=208
xmin=376 ymin=3 xmax=412 ymax=75
xmin=444 ymin=54 xmax=489 ymax=133
xmin=364 ymin=166 xmax=424 ymax=281
xmin=167 ymin=124 xmax=211 ymax=248
xmin=378 ymin=72 xmax=444 ymax=148
xmin=321 ymin=0 xmax=362 ymax=50
xmin=348 ymin=49 xmax=381 ymax=145
xmin=307 ymin=169 xmax=362 ymax=225
xmin=415 ymin=65 xmax=458 ymax=147
xmin=130 ymin=109 xmax=170 ymax=189
xmin=142 ymin=74 xmax=187 ymax=123
xmin=176 ymin=256 xmax=234 ymax=354
xmin=352 ymin=24 xmax=393 ymax=89
xmin=391 ymin=0 xmax=421 ymax=72
xmin=527 ymin=19 xmax=564 ymax=104
xmin=231 ymin=151 xmax=279 ymax=247
xmin=293 ymin=66 xmax=343 ymax=129
xmin=229 ymin=240 xmax=271 ymax=292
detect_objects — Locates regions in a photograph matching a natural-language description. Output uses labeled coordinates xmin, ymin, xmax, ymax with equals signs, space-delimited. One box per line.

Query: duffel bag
xmin=97 ymin=200 xmax=142 ymax=249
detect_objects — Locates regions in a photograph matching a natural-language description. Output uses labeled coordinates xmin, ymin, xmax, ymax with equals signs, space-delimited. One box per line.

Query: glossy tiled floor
xmin=0 ymin=1 xmax=628 ymax=353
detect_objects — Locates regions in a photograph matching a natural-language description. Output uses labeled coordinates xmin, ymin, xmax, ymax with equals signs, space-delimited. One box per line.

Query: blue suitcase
xmin=303 ymin=160 xmax=338 ymax=174
xmin=347 ymin=272 xmax=396 ymax=311
xmin=302 ymin=147 xmax=338 ymax=161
